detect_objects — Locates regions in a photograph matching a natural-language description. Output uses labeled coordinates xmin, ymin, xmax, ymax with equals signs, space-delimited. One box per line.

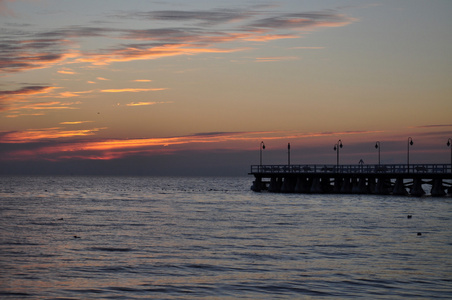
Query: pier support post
xmin=251 ymin=176 xmax=262 ymax=192
xmin=351 ymin=177 xmax=359 ymax=194
xmin=368 ymin=177 xmax=376 ymax=194
xmin=351 ymin=177 xmax=368 ymax=194
xmin=322 ymin=177 xmax=333 ymax=193
xmin=358 ymin=177 xmax=369 ymax=194
xmin=375 ymin=177 xmax=390 ymax=194
xmin=410 ymin=178 xmax=425 ymax=196
xmin=392 ymin=178 xmax=407 ymax=195
xmin=268 ymin=176 xmax=281 ymax=193
xmin=310 ymin=176 xmax=322 ymax=193
xmin=340 ymin=177 xmax=352 ymax=193
xmin=431 ymin=178 xmax=446 ymax=197
xmin=294 ymin=177 xmax=309 ymax=193
xmin=281 ymin=177 xmax=295 ymax=193
xmin=333 ymin=177 xmax=342 ymax=193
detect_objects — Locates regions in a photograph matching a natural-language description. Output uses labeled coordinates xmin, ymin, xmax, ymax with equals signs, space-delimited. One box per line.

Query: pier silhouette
xmin=250 ymin=164 xmax=452 ymax=196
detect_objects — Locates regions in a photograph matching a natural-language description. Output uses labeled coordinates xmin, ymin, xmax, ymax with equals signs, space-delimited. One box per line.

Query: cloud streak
xmin=0 ymin=38 xmax=77 ymax=73
xmin=60 ymin=121 xmax=94 ymax=125
xmin=249 ymin=11 xmax=356 ymax=30
xmin=0 ymin=127 xmax=106 ymax=143
xmin=0 ymin=129 xmax=381 ymax=161
xmin=0 ymin=85 xmax=56 ymax=111
xmin=1 ymin=7 xmax=356 ymax=73
xmin=0 ymin=85 xmax=54 ymax=98
xmin=120 ymin=9 xmax=257 ymax=26
xmin=125 ymin=101 xmax=172 ymax=107
xmin=76 ymin=43 xmax=248 ymax=66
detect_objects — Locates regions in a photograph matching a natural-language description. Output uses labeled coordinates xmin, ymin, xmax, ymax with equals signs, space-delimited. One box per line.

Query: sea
xmin=1 ymin=176 xmax=451 ymax=299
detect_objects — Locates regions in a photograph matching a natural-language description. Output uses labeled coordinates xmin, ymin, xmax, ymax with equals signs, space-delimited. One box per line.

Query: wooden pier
xmin=249 ymin=164 xmax=452 ymax=196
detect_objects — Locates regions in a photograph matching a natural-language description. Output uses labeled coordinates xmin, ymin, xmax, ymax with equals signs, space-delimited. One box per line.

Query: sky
xmin=1 ymin=0 xmax=451 ymax=176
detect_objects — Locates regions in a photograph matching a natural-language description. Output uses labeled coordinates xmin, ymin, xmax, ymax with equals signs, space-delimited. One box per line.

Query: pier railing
xmin=250 ymin=164 xmax=452 ymax=175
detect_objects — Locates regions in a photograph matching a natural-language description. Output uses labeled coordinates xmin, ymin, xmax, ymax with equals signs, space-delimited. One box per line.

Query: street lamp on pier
xmin=375 ymin=141 xmax=381 ymax=165
xmin=334 ymin=139 xmax=343 ymax=167
xmin=260 ymin=141 xmax=265 ymax=167
xmin=407 ymin=137 xmax=413 ymax=173
xmin=288 ymin=143 xmax=291 ymax=167
xmin=447 ymin=138 xmax=452 ymax=173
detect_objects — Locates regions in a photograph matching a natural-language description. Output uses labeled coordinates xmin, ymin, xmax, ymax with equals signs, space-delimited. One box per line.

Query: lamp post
xmin=447 ymin=138 xmax=452 ymax=173
xmin=288 ymin=143 xmax=291 ymax=167
xmin=333 ymin=139 xmax=343 ymax=167
xmin=407 ymin=137 xmax=413 ymax=173
xmin=375 ymin=141 xmax=381 ymax=165
xmin=260 ymin=141 xmax=265 ymax=167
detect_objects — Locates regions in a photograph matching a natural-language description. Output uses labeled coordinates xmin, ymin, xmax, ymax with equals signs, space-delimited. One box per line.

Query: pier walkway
xmin=249 ymin=164 xmax=452 ymax=196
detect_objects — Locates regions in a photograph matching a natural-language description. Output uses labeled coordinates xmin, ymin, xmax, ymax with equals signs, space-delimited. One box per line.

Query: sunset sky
xmin=1 ymin=0 xmax=451 ymax=175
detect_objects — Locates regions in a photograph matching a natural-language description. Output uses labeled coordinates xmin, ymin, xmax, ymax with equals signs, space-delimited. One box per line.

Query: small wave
xmin=109 ymin=286 xmax=141 ymax=292
xmin=64 ymin=288 xmax=104 ymax=294
xmin=0 ymin=291 xmax=33 ymax=297
xmin=30 ymin=221 xmax=61 ymax=226
xmin=1 ymin=241 xmax=41 ymax=246
xmin=315 ymin=244 xmax=359 ymax=248
xmin=90 ymin=247 xmax=132 ymax=252
xmin=184 ymin=263 xmax=234 ymax=273
xmin=229 ymin=283 xmax=332 ymax=296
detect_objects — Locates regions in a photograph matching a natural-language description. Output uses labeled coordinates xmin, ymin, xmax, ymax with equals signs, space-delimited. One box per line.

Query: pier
xmin=250 ymin=164 xmax=452 ymax=196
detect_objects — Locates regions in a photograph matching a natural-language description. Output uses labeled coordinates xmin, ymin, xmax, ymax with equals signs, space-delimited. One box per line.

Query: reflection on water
xmin=1 ymin=176 xmax=452 ymax=299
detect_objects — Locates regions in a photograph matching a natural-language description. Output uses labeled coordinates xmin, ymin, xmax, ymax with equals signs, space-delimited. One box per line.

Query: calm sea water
xmin=1 ymin=176 xmax=451 ymax=299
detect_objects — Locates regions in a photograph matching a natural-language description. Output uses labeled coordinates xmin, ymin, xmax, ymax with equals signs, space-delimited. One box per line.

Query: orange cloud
xmin=5 ymin=113 xmax=45 ymax=118
xmin=0 ymin=86 xmax=56 ymax=100
xmin=58 ymin=69 xmax=76 ymax=75
xmin=31 ymin=133 xmax=239 ymax=156
xmin=0 ymin=127 xmax=106 ymax=143
xmin=133 ymin=79 xmax=152 ymax=82
xmin=0 ymin=86 xmax=58 ymax=112
xmin=0 ymin=129 xmax=385 ymax=161
xmin=57 ymin=92 xmax=80 ymax=98
xmin=77 ymin=43 xmax=248 ymax=66
xmin=18 ymin=101 xmax=79 ymax=110
xmin=60 ymin=121 xmax=94 ymax=125
xmin=125 ymin=101 xmax=168 ymax=106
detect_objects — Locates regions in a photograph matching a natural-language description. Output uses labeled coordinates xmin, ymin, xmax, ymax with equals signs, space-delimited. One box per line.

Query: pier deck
xmin=249 ymin=164 xmax=452 ymax=196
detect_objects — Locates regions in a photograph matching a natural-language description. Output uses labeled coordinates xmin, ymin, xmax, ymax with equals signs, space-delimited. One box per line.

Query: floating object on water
xmin=417 ymin=232 xmax=422 ymax=236
xmin=407 ymin=215 xmax=412 ymax=219
xmin=74 ymin=235 xmax=81 ymax=239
